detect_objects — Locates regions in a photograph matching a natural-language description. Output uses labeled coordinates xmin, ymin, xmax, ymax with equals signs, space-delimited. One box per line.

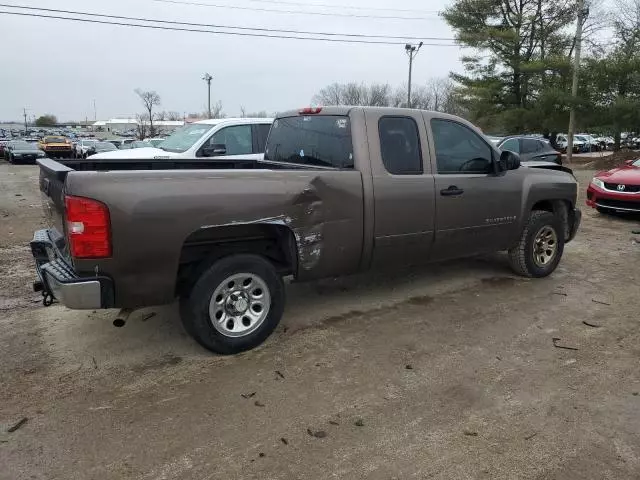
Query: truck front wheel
xmin=180 ymin=254 xmax=285 ymax=354
xmin=508 ymin=211 xmax=565 ymax=278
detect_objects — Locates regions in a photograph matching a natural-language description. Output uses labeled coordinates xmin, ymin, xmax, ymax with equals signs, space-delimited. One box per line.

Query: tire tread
xmin=508 ymin=210 xmax=563 ymax=278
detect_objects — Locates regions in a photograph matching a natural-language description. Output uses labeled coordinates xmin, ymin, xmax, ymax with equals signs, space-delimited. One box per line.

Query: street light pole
xmin=405 ymin=42 xmax=423 ymax=108
xmin=202 ymin=73 xmax=213 ymax=118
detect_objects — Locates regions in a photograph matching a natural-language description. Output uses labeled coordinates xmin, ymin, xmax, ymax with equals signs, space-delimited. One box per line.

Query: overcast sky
xmin=1 ymin=0 xmax=462 ymax=121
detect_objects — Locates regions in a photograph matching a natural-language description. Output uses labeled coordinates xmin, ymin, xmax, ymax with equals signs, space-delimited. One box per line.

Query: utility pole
xmin=405 ymin=42 xmax=423 ymax=108
xmin=93 ymin=99 xmax=97 ymax=121
xmin=202 ymin=73 xmax=213 ymax=118
xmin=23 ymin=108 xmax=28 ymax=134
xmin=566 ymin=0 xmax=586 ymax=164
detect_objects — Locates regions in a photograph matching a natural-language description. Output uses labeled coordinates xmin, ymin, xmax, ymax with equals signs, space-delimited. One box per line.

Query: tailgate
xmin=37 ymin=158 xmax=73 ymax=258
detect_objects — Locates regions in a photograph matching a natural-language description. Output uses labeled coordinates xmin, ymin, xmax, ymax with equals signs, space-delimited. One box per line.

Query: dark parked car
xmin=4 ymin=140 xmax=46 ymax=164
xmin=86 ymin=141 xmax=119 ymax=157
xmin=498 ymin=136 xmax=562 ymax=165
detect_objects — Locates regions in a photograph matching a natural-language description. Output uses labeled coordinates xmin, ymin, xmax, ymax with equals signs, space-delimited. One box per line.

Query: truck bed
xmin=50 ymin=156 xmax=266 ymax=172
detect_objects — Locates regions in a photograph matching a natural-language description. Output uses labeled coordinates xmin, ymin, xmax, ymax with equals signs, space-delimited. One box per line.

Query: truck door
xmin=426 ymin=116 xmax=522 ymax=260
xmin=366 ymin=110 xmax=436 ymax=267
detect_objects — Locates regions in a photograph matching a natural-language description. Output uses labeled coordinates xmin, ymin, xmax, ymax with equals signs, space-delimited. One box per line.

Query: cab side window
xmin=378 ymin=116 xmax=423 ymax=175
xmin=501 ymin=138 xmax=520 ymax=153
xmin=431 ymin=119 xmax=493 ymax=174
xmin=206 ymin=125 xmax=252 ymax=155
xmin=522 ymin=138 xmax=541 ymax=154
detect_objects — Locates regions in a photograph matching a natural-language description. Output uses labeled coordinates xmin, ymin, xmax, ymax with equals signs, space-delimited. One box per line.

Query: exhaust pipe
xmin=113 ymin=308 xmax=133 ymax=327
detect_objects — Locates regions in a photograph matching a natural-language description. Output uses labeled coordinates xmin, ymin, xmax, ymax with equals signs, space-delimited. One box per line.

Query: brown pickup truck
xmin=31 ymin=107 xmax=581 ymax=354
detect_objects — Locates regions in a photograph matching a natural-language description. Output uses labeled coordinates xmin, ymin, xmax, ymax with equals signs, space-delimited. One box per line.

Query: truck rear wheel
xmin=180 ymin=254 xmax=285 ymax=354
xmin=508 ymin=211 xmax=565 ymax=278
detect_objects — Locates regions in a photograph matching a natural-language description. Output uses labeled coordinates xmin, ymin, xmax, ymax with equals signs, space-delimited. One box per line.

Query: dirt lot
xmin=1 ymin=162 xmax=639 ymax=480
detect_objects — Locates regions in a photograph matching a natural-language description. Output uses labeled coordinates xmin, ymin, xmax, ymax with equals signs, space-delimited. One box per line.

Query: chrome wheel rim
xmin=533 ymin=226 xmax=558 ymax=267
xmin=209 ymin=273 xmax=271 ymax=338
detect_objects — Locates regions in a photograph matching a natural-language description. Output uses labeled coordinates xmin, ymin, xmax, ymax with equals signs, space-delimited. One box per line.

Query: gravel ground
xmin=1 ymin=162 xmax=639 ymax=480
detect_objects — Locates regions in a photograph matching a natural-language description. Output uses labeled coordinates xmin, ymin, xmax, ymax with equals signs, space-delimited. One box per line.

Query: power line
xmin=0 ymin=4 xmax=456 ymax=41
xmin=209 ymin=0 xmax=441 ymax=14
xmin=149 ymin=0 xmax=440 ymax=20
xmin=0 ymin=10 xmax=461 ymax=46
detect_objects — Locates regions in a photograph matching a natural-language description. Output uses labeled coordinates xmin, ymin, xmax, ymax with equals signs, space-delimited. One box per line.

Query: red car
xmin=587 ymin=159 xmax=640 ymax=213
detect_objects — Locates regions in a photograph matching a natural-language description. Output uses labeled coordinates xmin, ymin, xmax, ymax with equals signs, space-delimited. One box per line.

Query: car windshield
xmin=157 ymin=124 xmax=213 ymax=153
xmin=94 ymin=142 xmax=117 ymax=151
xmin=11 ymin=141 xmax=32 ymax=149
xmin=45 ymin=137 xmax=66 ymax=143
xmin=633 ymin=159 xmax=640 ymax=167
xmin=575 ymin=135 xmax=587 ymax=142
xmin=83 ymin=140 xmax=97 ymax=145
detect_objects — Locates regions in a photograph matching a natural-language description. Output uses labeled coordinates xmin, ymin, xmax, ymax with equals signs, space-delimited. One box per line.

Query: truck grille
xmin=604 ymin=182 xmax=640 ymax=193
xmin=46 ymin=146 xmax=71 ymax=151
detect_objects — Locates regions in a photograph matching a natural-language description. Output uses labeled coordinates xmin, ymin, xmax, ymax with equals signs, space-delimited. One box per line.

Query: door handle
xmin=440 ymin=185 xmax=464 ymax=196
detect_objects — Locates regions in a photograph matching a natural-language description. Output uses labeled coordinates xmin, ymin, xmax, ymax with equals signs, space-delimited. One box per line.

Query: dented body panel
xmin=64 ymin=168 xmax=364 ymax=306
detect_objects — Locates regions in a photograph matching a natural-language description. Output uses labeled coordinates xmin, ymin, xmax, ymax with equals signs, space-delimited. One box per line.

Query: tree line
xmin=312 ymin=0 xmax=640 ymax=150
xmin=312 ymin=79 xmax=464 ymax=116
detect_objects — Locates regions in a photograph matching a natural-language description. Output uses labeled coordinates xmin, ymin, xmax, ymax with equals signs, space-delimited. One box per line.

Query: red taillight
xmin=299 ymin=107 xmax=323 ymax=114
xmin=65 ymin=195 xmax=111 ymax=258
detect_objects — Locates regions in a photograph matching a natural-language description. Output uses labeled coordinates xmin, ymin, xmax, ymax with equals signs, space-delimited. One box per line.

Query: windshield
xmin=94 ymin=142 xmax=117 ymax=151
xmin=158 ymin=124 xmax=213 ymax=153
xmin=11 ymin=141 xmax=32 ymax=149
xmin=575 ymin=135 xmax=587 ymax=142
xmin=83 ymin=140 xmax=97 ymax=146
xmin=633 ymin=159 xmax=640 ymax=167
xmin=45 ymin=137 xmax=66 ymax=143
xmin=264 ymin=115 xmax=353 ymax=168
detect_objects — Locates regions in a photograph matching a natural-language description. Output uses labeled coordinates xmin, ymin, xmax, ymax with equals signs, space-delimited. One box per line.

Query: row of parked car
xmin=488 ymin=132 xmax=640 ymax=154
xmin=0 ymin=135 xmax=167 ymax=163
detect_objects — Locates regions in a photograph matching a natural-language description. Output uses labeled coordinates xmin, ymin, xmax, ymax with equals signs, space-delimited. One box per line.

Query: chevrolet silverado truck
xmin=31 ymin=107 xmax=581 ymax=354
xmin=38 ymin=136 xmax=74 ymax=159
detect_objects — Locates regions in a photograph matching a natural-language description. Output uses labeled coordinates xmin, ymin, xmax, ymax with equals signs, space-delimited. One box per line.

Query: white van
xmin=90 ymin=118 xmax=273 ymax=160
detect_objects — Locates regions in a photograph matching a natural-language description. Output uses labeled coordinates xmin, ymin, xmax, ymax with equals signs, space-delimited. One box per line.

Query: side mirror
xmin=624 ymin=159 xmax=634 ymax=165
xmin=499 ymin=150 xmax=520 ymax=171
xmin=202 ymin=143 xmax=227 ymax=157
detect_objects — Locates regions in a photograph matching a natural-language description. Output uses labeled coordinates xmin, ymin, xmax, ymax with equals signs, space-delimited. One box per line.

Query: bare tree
xmin=313 ymin=82 xmax=391 ymax=106
xmin=135 ymin=113 xmax=149 ymax=140
xmin=167 ymin=111 xmax=182 ymax=121
xmin=367 ymin=83 xmax=392 ymax=106
xmin=135 ymin=89 xmax=161 ymax=138
xmin=208 ymin=101 xmax=225 ymax=119
xmin=313 ymin=83 xmax=343 ymax=105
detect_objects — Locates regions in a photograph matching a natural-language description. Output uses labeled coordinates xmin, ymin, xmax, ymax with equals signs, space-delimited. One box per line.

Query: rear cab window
xmin=264 ymin=115 xmax=353 ymax=169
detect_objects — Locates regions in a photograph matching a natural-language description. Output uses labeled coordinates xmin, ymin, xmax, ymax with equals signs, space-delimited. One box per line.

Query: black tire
xmin=508 ymin=211 xmax=565 ymax=278
xmin=180 ymin=254 xmax=285 ymax=354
